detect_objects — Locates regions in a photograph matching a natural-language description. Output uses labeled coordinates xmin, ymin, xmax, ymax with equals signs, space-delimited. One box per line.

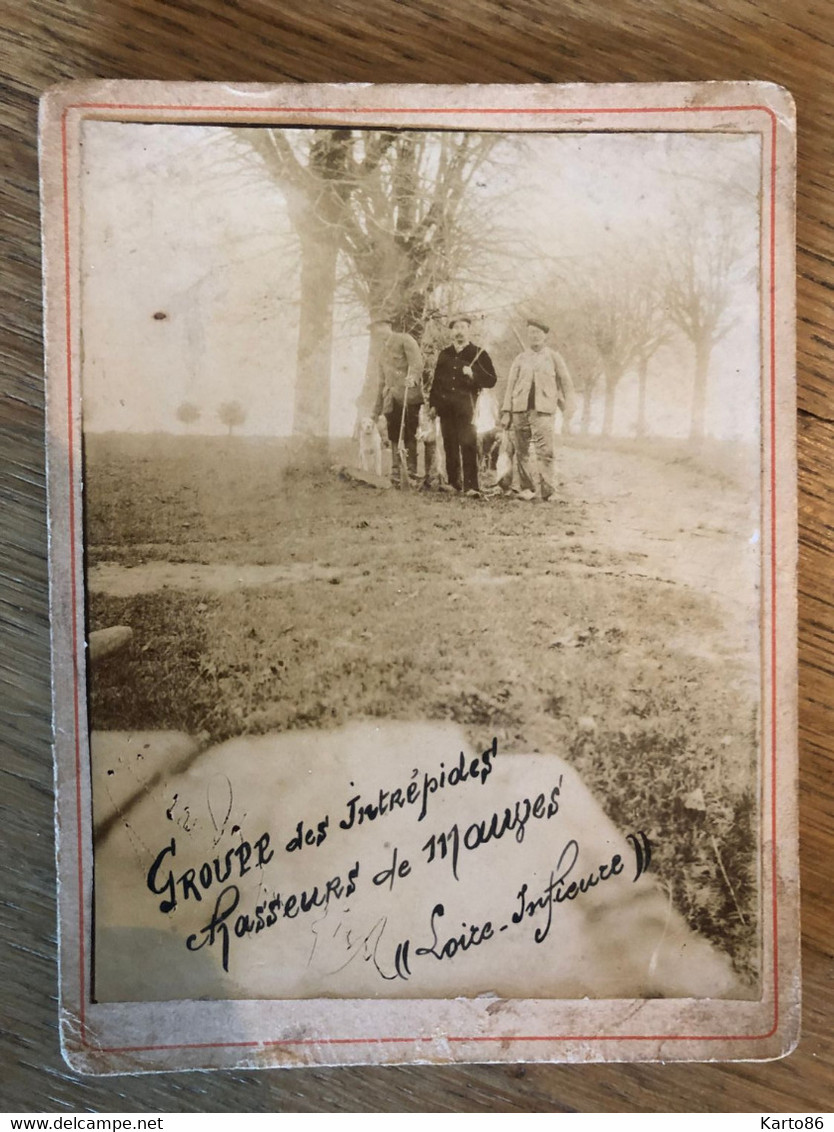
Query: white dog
xmin=357 ymin=415 xmax=385 ymax=476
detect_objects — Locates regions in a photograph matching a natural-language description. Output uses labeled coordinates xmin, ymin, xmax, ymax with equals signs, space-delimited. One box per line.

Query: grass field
xmin=84 ymin=431 xmax=761 ymax=983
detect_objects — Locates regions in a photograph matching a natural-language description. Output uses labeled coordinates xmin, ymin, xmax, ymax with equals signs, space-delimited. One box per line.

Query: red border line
xmin=102 ymin=1028 xmax=774 ymax=1054
xmin=60 ymin=100 xmax=780 ymax=1056
xmin=769 ymin=107 xmax=779 ymax=1031
xmin=61 ymin=109 xmax=88 ymax=1046
xmin=67 ymin=102 xmax=774 ymax=116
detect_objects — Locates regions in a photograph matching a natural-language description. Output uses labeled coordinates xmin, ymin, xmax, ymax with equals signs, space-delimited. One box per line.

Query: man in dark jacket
xmin=429 ymin=316 xmax=498 ymax=495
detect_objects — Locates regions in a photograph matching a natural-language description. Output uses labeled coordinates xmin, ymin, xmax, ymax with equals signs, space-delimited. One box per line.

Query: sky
xmin=79 ymin=122 xmax=762 ymax=439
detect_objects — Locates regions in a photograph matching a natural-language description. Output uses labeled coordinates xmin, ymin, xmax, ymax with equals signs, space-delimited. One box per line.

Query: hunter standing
xmin=430 ymin=316 xmax=498 ymax=495
xmin=368 ymin=317 xmax=424 ymax=486
xmin=501 ymin=318 xmax=576 ymax=502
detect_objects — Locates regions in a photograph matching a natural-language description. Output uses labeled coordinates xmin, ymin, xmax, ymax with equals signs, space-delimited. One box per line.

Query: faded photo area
xmin=80 ymin=122 xmax=763 ymax=1004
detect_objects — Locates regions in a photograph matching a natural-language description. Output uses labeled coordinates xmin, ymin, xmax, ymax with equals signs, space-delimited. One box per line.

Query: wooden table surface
xmin=2 ymin=0 xmax=832 ymax=1113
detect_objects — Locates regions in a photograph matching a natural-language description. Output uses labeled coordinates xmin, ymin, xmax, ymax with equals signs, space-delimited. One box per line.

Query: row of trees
xmin=229 ymin=127 xmax=749 ymax=448
xmin=507 ymin=218 xmax=741 ymax=441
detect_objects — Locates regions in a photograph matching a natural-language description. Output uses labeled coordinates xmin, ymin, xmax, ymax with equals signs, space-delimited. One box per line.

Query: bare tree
xmin=631 ymin=275 xmax=673 ymax=438
xmin=573 ymin=346 xmax=603 ymax=437
xmin=342 ymin=132 xmax=500 ymax=332
xmin=218 ymin=400 xmax=246 ymax=437
xmin=239 ymin=129 xmax=359 ymax=453
xmin=576 ymin=262 xmax=651 ymax=438
xmin=237 ymin=128 xmax=502 ymax=446
xmin=176 ymin=400 xmax=201 ymax=430
xmin=663 ymin=216 xmax=739 ymax=441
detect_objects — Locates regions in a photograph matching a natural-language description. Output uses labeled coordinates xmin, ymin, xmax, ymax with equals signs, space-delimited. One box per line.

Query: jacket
xmin=429 ymin=343 xmax=498 ymax=417
xmin=502 ymin=346 xmax=576 ymax=416
xmin=372 ymin=332 xmax=424 ymax=415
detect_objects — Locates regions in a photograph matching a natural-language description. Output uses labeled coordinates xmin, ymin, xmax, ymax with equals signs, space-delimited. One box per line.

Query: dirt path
xmin=87 ymin=560 xmax=345 ymax=597
xmin=563 ymin=445 xmax=759 ymax=612
xmin=88 ymin=442 xmax=759 ymax=639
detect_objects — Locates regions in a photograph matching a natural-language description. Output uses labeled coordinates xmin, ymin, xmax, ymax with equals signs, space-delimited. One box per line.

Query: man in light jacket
xmin=501 ymin=318 xmax=576 ymax=502
xmin=369 ymin=317 xmax=424 ymax=486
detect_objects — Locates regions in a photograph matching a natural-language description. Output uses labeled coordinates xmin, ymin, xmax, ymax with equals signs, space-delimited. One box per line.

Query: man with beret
xmin=368 ymin=316 xmax=424 ymax=486
xmin=501 ymin=318 xmax=576 ymax=502
xmin=429 ymin=316 xmax=498 ymax=495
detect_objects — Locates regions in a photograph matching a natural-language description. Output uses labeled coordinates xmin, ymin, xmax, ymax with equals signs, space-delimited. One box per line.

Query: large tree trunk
xmin=601 ymin=366 xmax=619 ymax=437
xmin=364 ymin=234 xmax=415 ymax=330
xmin=689 ymin=337 xmax=710 ymax=442
xmin=636 ymin=356 xmax=648 ymax=438
xmin=293 ymin=229 xmax=339 ymax=464
xmin=580 ymin=375 xmax=597 ymax=436
xmin=356 ymin=328 xmax=383 ymax=424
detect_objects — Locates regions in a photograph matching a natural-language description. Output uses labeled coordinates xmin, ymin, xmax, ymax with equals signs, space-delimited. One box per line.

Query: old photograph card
xmin=40 ymin=81 xmax=798 ymax=1073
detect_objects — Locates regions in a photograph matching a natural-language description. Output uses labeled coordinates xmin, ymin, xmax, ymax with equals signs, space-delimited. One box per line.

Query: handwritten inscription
xmin=147 ymin=831 xmax=274 ymax=913
xmin=511 ymin=838 xmax=626 ymax=944
xmin=185 ymin=863 xmax=360 ymax=973
xmin=285 ymin=738 xmax=497 ymax=852
xmin=143 ymin=736 xmax=653 ymax=984
xmin=341 ymin=741 xmax=496 ymax=829
xmin=391 ymin=834 xmax=650 ymax=979
xmin=421 ymin=780 xmax=563 ymax=880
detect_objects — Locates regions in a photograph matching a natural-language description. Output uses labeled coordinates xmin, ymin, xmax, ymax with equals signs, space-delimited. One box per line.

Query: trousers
xmin=438 ymin=405 xmax=479 ymax=492
xmin=510 ymin=410 xmax=556 ymax=498
xmin=385 ymin=400 xmax=421 ymax=482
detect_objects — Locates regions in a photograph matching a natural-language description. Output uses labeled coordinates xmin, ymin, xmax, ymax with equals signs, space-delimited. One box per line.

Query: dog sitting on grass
xmin=358 ymin=416 xmax=386 ymax=477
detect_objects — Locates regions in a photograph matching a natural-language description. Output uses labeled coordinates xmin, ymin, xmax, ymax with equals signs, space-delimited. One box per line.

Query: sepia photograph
xmin=79 ymin=118 xmax=764 ymax=1003
xmin=39 ymin=81 xmax=798 ymax=1070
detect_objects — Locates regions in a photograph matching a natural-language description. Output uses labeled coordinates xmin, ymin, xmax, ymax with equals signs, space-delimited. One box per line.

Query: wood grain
xmin=2 ymin=0 xmax=832 ymax=1112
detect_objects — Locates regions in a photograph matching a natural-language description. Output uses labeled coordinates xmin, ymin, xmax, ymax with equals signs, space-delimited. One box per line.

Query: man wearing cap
xmin=501 ymin=318 xmax=576 ymax=502
xmin=429 ymin=316 xmax=498 ymax=495
xmin=367 ymin=317 xmax=424 ymax=486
